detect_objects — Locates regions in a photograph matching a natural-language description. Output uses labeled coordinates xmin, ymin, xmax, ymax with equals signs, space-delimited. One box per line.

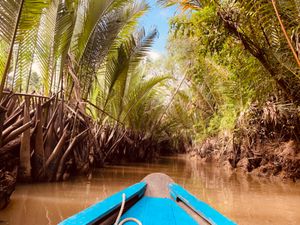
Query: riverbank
xmin=190 ymin=135 xmax=300 ymax=181
xmin=190 ymin=100 xmax=300 ymax=181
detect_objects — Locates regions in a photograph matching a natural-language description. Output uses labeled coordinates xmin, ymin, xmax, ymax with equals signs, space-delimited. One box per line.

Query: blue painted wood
xmin=169 ymin=183 xmax=237 ymax=225
xmin=58 ymin=182 xmax=147 ymax=225
xmin=121 ymin=196 xmax=199 ymax=225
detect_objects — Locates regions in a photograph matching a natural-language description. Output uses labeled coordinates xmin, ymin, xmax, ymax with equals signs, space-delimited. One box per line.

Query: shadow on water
xmin=0 ymin=155 xmax=299 ymax=225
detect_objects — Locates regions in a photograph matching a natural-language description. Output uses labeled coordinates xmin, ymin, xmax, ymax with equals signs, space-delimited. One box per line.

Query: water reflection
xmin=0 ymin=155 xmax=299 ymax=225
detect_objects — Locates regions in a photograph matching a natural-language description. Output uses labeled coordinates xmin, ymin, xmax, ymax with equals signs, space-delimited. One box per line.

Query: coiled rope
xmin=114 ymin=193 xmax=142 ymax=225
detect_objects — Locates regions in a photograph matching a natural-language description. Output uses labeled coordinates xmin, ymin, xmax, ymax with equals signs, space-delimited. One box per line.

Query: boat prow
xmin=59 ymin=173 xmax=237 ymax=225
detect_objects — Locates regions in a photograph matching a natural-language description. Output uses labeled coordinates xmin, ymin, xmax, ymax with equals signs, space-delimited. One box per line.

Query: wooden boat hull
xmin=59 ymin=173 xmax=236 ymax=225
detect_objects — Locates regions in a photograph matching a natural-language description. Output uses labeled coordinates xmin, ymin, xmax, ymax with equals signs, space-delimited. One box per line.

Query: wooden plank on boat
xmin=142 ymin=173 xmax=174 ymax=198
xmin=169 ymin=183 xmax=237 ymax=225
xmin=58 ymin=182 xmax=147 ymax=225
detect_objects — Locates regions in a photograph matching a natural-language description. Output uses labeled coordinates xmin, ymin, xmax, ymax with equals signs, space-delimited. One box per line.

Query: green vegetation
xmin=159 ymin=0 xmax=299 ymax=142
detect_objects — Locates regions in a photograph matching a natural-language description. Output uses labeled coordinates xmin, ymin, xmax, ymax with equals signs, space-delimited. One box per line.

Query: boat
xmin=59 ymin=173 xmax=237 ymax=225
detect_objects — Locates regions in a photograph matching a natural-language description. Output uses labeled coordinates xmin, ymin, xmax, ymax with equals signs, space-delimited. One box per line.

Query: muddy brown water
xmin=0 ymin=155 xmax=299 ymax=225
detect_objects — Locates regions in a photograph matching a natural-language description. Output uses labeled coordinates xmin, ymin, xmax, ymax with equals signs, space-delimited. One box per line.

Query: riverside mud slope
xmin=191 ymin=100 xmax=300 ymax=181
xmin=192 ymin=136 xmax=300 ymax=181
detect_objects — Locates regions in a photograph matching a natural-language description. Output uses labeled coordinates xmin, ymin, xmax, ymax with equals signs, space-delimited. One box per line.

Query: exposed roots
xmin=0 ymin=91 xmax=174 ymax=209
xmin=191 ymin=99 xmax=300 ymax=181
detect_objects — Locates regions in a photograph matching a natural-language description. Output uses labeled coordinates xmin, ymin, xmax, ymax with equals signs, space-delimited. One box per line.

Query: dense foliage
xmin=158 ymin=0 xmax=300 ymax=142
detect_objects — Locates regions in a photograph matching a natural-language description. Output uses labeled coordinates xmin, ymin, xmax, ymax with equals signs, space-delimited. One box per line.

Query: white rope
xmin=114 ymin=193 xmax=142 ymax=225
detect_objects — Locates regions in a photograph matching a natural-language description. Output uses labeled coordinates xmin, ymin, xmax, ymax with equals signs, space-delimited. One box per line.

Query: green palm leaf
xmin=79 ymin=1 xmax=149 ymax=98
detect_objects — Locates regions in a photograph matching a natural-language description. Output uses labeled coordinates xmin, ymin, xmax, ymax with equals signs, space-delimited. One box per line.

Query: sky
xmin=139 ymin=1 xmax=178 ymax=58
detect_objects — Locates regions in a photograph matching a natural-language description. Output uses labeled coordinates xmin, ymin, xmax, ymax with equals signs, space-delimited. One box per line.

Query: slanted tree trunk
xmin=56 ymin=129 xmax=88 ymax=181
xmin=218 ymin=11 xmax=300 ymax=103
xmin=43 ymin=125 xmax=69 ymax=181
xmin=0 ymin=105 xmax=7 ymax=147
xmin=19 ymin=97 xmax=31 ymax=181
xmin=32 ymin=101 xmax=45 ymax=178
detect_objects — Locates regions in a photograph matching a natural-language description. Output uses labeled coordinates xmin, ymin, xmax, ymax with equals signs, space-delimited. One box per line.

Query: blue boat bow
xmin=59 ymin=173 xmax=237 ymax=225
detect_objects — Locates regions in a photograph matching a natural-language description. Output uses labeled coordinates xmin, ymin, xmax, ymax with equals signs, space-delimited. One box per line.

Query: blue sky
xmin=139 ymin=1 xmax=177 ymax=55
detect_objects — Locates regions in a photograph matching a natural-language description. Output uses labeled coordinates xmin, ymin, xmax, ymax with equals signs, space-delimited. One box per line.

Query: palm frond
xmin=0 ymin=0 xmax=20 ymax=44
xmin=102 ymin=28 xmax=158 ymax=119
xmin=12 ymin=0 xmax=50 ymax=92
xmin=121 ymin=74 xmax=170 ymax=122
xmin=79 ymin=1 xmax=149 ymax=98
xmin=0 ymin=0 xmax=23 ymax=91
xmin=34 ymin=0 xmax=59 ymax=95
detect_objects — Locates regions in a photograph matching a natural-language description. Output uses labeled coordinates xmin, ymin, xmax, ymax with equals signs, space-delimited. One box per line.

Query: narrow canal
xmin=0 ymin=155 xmax=299 ymax=225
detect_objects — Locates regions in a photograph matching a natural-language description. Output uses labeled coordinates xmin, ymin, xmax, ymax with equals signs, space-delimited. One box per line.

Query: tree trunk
xmin=219 ymin=12 xmax=300 ymax=103
xmin=19 ymin=97 xmax=31 ymax=181
xmin=32 ymin=101 xmax=45 ymax=179
xmin=43 ymin=125 xmax=68 ymax=181
xmin=0 ymin=105 xmax=7 ymax=147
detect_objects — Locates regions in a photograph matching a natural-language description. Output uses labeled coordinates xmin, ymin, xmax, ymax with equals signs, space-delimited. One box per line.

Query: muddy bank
xmin=191 ymin=136 xmax=300 ymax=181
xmin=191 ymin=100 xmax=300 ymax=181
xmin=0 ymin=170 xmax=16 ymax=209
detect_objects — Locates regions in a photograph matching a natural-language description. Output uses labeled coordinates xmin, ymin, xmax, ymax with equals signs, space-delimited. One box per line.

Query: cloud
xmin=147 ymin=51 xmax=162 ymax=61
xmin=32 ymin=62 xmax=41 ymax=74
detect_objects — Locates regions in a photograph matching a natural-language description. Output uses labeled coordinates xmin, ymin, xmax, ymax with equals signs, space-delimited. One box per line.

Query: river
xmin=0 ymin=155 xmax=299 ymax=225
